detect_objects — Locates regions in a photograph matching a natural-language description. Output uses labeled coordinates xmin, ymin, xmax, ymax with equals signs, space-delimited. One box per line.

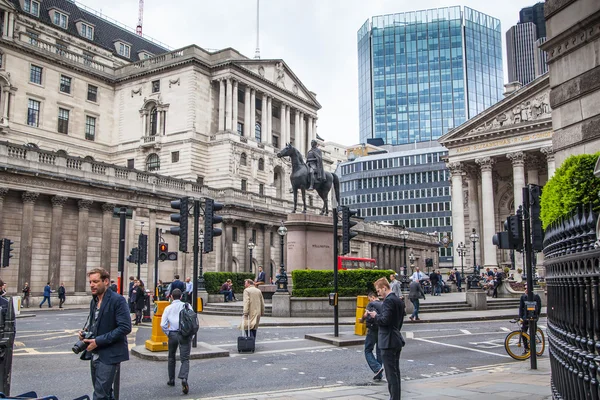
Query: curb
xmin=130 ymin=342 xmax=230 ymax=361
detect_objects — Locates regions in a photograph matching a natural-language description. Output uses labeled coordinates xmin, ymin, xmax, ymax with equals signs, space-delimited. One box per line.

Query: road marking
xmin=419 ymin=331 xmax=506 ymax=340
xmin=460 ymin=329 xmax=472 ymax=335
xmin=14 ymin=348 xmax=71 ymax=356
xmin=500 ymin=327 xmax=511 ymax=332
xmin=229 ymin=345 xmax=334 ymax=357
xmin=404 ymin=331 xmax=414 ymax=339
xmin=413 ymin=337 xmax=511 ymax=358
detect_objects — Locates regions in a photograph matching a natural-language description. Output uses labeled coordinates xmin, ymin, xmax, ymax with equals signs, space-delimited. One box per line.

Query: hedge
xmin=203 ymin=272 xmax=254 ymax=294
xmin=291 ymin=269 xmax=396 ymax=297
xmin=540 ymin=153 xmax=600 ymax=228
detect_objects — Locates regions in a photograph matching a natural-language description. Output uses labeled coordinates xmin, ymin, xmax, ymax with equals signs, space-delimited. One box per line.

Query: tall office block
xmin=357 ymin=6 xmax=503 ymax=146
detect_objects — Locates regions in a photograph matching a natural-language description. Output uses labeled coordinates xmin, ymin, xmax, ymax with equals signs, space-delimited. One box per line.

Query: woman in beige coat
xmin=239 ymin=279 xmax=265 ymax=338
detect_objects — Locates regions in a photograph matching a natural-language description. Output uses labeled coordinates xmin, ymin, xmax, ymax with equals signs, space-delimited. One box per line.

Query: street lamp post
xmin=247 ymin=240 xmax=255 ymax=274
xmin=469 ymin=229 xmax=480 ymax=289
xmin=456 ymin=242 xmax=467 ymax=278
xmin=399 ymin=228 xmax=410 ymax=290
xmin=276 ymin=222 xmax=288 ymax=292
xmin=409 ymin=252 xmax=415 ymax=274
xmin=198 ymin=230 xmax=205 ymax=291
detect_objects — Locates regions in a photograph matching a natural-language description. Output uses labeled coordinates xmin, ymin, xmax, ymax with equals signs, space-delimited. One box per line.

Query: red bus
xmin=337 ymin=256 xmax=377 ymax=270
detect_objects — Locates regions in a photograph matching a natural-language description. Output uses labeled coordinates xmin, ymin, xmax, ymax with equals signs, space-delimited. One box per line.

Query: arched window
xmin=240 ymin=153 xmax=247 ymax=166
xmin=149 ymin=107 xmax=158 ymax=136
xmin=84 ymin=156 xmax=95 ymax=162
xmin=255 ymin=122 xmax=261 ymax=142
xmin=146 ymin=153 xmax=160 ymax=171
xmin=56 ymin=149 xmax=68 ymax=157
xmin=26 ymin=143 xmax=39 ymax=149
xmin=258 ymin=158 xmax=264 ymax=171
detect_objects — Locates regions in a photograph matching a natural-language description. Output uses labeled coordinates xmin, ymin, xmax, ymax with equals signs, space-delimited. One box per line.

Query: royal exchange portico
xmin=439 ymin=75 xmax=554 ymax=274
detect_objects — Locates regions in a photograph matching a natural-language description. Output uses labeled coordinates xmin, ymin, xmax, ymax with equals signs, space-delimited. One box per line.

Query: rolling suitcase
xmin=237 ymin=315 xmax=255 ymax=353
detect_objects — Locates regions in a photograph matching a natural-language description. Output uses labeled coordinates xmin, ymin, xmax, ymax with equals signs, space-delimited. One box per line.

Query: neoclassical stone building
xmin=438 ymin=75 xmax=554 ymax=273
xmin=0 ymin=0 xmax=435 ymax=300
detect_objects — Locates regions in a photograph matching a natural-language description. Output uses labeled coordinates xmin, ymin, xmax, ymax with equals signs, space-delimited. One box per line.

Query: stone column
xmin=18 ymin=192 xmax=38 ymax=292
xmin=541 ymin=147 xmax=556 ymax=179
xmin=507 ymin=151 xmax=526 ymax=208
xmin=466 ymin=169 xmax=481 ymax=267
xmin=0 ymin=188 xmax=8 ymax=236
xmin=266 ymin=96 xmax=273 ymax=145
xmin=245 ymin=222 xmax=255 ymax=273
xmin=75 ymin=200 xmax=93 ymax=292
xmin=526 ymin=156 xmax=541 ymax=186
xmin=262 ymin=224 xmax=272 ymax=283
xmin=285 ymin=105 xmax=291 ymax=146
xmin=384 ymin=245 xmax=391 ymax=270
xmin=308 ymin=116 xmax=314 ymax=145
xmin=448 ymin=162 xmax=465 ymax=248
xmin=261 ymin=95 xmax=267 ymax=143
xmin=48 ymin=196 xmax=68 ymax=288
xmin=244 ymin=86 xmax=251 ymax=136
xmin=378 ymin=244 xmax=385 ymax=269
xmin=223 ymin=220 xmax=234 ymax=272
xmin=294 ymin=110 xmax=300 ymax=151
xmin=218 ymin=79 xmax=225 ymax=131
xmin=101 ymin=203 xmax=115 ymax=273
xmin=225 ymin=78 xmax=233 ymax=131
xmin=232 ymin=80 xmax=238 ymax=130
xmin=250 ymin=89 xmax=256 ymax=140
xmin=476 ymin=157 xmax=497 ymax=268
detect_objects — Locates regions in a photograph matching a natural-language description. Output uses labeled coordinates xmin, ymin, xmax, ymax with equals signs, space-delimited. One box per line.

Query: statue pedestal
xmin=285 ymin=213 xmax=334 ymax=272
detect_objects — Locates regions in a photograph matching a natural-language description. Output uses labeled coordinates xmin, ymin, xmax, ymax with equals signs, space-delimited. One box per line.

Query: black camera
xmin=72 ymin=330 xmax=94 ymax=354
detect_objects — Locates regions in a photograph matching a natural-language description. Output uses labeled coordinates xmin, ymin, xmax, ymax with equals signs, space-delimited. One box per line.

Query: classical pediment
xmin=234 ymin=60 xmax=320 ymax=108
xmin=439 ymin=74 xmax=551 ymax=146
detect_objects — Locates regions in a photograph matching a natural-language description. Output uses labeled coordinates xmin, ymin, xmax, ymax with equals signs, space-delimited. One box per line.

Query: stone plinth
xmin=466 ymin=290 xmax=487 ymax=311
xmin=271 ymin=292 xmax=291 ymax=317
xmin=285 ymin=213 xmax=334 ymax=272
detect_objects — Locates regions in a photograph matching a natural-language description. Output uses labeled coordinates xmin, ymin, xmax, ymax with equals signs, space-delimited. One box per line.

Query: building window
xmin=85 ymin=116 xmax=96 ymax=141
xmin=87 ymin=85 xmax=98 ymax=102
xmin=237 ymin=122 xmax=243 ymax=135
xmin=60 ymin=75 xmax=71 ymax=94
xmin=272 ymin=135 xmax=279 ymax=149
xmin=146 ymin=153 xmax=160 ymax=171
xmin=149 ymin=107 xmax=158 ymax=136
xmin=258 ymin=158 xmax=264 ymax=171
xmin=55 ymin=41 xmax=68 ymax=56
xmin=27 ymin=31 xmax=38 ymax=45
xmin=81 ymin=23 xmax=93 ymax=40
xmin=27 ymin=99 xmax=40 ymax=127
xmin=83 ymin=51 xmax=94 ymax=66
xmin=240 ymin=153 xmax=247 ymax=166
xmin=151 ymin=80 xmax=160 ymax=93
xmin=127 ymin=159 xmax=134 ymax=169
xmin=255 ymin=122 xmax=261 ymax=142
xmin=171 ymin=151 xmax=179 ymax=163
xmin=259 ymin=183 xmax=264 ymax=195
xmin=118 ymin=43 xmax=131 ymax=58
xmin=30 ymin=65 xmax=42 ymax=85
xmin=58 ymin=108 xmax=69 ymax=134
xmin=53 ymin=11 xmax=68 ymax=29
xmin=232 ymin=227 xmax=238 ymax=242
xmin=241 ymin=179 xmax=247 ymax=191
xmin=24 ymin=0 xmax=39 ymax=16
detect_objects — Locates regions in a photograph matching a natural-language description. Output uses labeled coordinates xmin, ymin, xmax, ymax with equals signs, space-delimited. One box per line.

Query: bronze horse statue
xmin=276 ymin=143 xmax=340 ymax=215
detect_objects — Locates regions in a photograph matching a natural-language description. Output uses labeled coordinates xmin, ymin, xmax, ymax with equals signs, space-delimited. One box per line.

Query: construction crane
xmin=136 ymin=0 xmax=143 ymax=36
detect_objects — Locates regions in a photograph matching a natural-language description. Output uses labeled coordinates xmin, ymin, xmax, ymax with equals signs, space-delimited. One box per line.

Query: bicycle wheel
xmin=535 ymin=328 xmax=545 ymax=356
xmin=505 ymin=331 xmax=530 ymax=360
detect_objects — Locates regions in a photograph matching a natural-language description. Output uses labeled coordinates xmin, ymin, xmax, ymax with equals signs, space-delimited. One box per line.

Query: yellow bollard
xmin=355 ymin=295 xmax=368 ymax=336
xmin=145 ymin=300 xmax=170 ymax=351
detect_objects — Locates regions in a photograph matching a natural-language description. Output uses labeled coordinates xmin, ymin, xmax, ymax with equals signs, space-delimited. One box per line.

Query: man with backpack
xmin=160 ymin=289 xmax=194 ymax=395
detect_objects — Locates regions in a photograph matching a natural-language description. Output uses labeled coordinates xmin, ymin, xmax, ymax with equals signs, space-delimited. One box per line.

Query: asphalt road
xmin=10 ymin=311 xmax=547 ymax=400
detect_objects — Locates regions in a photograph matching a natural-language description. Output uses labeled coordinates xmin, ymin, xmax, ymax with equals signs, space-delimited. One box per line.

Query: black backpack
xmin=178 ymin=303 xmax=199 ymax=338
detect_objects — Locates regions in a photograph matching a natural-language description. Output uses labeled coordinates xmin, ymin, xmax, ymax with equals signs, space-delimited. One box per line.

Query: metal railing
xmin=543 ymin=205 xmax=600 ymax=400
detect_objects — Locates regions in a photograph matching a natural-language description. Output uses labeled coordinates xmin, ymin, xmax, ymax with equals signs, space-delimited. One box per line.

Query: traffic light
xmin=530 ymin=185 xmax=544 ymax=251
xmin=126 ymin=247 xmax=139 ymax=264
xmin=170 ymin=197 xmax=189 ymax=252
xmin=2 ymin=238 xmax=13 ymax=267
xmin=204 ymin=198 xmax=223 ymax=253
xmin=158 ymin=242 xmax=168 ymax=261
xmin=138 ymin=234 xmax=148 ymax=265
xmin=492 ymin=215 xmax=523 ymax=250
xmin=341 ymin=206 xmax=359 ymax=255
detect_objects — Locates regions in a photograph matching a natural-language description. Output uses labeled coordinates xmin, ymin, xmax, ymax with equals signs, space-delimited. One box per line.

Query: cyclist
xmin=518 ymin=283 xmax=542 ymax=353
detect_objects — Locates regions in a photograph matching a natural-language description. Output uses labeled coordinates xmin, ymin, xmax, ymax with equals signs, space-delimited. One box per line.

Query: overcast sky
xmin=81 ymin=0 xmax=537 ymax=146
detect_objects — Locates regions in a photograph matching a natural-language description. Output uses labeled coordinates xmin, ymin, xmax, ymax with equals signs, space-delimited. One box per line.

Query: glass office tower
xmin=358 ymin=6 xmax=503 ymax=145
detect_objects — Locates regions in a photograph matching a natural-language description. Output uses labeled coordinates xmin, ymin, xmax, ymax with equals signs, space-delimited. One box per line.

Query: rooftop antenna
xmin=254 ymin=0 xmax=260 ymax=59
xmin=136 ymin=0 xmax=143 ymax=36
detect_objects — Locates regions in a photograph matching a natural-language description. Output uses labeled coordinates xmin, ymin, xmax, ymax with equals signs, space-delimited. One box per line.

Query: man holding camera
xmin=78 ymin=268 xmax=131 ymax=400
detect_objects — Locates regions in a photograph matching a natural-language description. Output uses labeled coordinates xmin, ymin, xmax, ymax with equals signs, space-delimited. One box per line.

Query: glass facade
xmin=358 ymin=6 xmax=503 ymax=145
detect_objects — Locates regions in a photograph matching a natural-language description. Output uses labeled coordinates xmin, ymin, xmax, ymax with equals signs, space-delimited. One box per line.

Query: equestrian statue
xmin=276 ymin=140 xmax=340 ymax=215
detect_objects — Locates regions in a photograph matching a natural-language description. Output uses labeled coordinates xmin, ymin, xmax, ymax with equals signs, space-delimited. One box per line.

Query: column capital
xmin=0 ymin=188 xmax=8 ymax=198
xmin=447 ymin=162 xmax=464 ymax=176
xmin=475 ymin=157 xmax=495 ymax=172
xmin=22 ymin=191 xmax=39 ymax=204
xmin=51 ymin=195 xmax=68 ymax=208
xmin=77 ymin=199 xmax=93 ymax=210
xmin=506 ymin=151 xmax=526 ymax=166
xmin=541 ymin=146 xmax=555 ymax=161
xmin=263 ymin=223 xmax=274 ymax=230
xmin=102 ymin=203 xmax=116 ymax=213
xmin=526 ymin=154 xmax=544 ymax=170
xmin=245 ymin=221 xmax=256 ymax=229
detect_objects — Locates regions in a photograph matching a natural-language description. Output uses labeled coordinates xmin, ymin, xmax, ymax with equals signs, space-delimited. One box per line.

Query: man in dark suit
xmin=367 ymin=277 xmax=406 ymax=400
xmin=79 ymin=268 xmax=132 ymax=400
xmin=256 ymin=266 xmax=266 ymax=286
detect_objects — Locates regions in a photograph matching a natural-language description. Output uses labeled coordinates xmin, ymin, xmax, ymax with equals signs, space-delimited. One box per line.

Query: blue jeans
xmin=410 ymin=298 xmax=420 ymax=319
xmin=219 ymin=290 xmax=233 ymax=301
xmin=434 ymin=283 xmax=441 ymax=295
xmin=364 ymin=328 xmax=382 ymax=375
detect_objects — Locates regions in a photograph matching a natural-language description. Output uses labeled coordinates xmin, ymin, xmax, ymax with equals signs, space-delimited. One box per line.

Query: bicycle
xmin=504 ymin=318 xmax=545 ymax=360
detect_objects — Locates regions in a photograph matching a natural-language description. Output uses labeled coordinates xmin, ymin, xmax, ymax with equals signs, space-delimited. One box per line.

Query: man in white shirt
xmin=160 ymin=289 xmax=190 ymax=395
xmin=410 ymin=267 xmax=424 ymax=282
xmin=185 ymin=277 xmax=193 ymax=303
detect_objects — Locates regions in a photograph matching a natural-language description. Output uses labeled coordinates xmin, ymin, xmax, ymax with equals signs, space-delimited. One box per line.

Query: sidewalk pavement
xmin=200 ymin=358 xmax=552 ymax=400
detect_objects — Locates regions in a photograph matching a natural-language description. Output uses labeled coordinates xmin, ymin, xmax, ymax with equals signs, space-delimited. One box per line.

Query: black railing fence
xmin=543 ymin=205 xmax=600 ymax=400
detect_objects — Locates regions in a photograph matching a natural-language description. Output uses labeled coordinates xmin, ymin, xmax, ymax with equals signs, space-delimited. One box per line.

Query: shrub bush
xmin=291 ymin=269 xmax=396 ymax=297
xmin=203 ymin=272 xmax=254 ymax=294
xmin=540 ymin=153 xmax=600 ymax=228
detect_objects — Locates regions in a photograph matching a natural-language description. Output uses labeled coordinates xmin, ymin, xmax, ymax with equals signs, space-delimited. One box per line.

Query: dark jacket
xmin=374 ymin=292 xmax=406 ymax=350
xmin=430 ymin=272 xmax=439 ymax=285
xmin=170 ymin=279 xmax=185 ymax=293
xmin=257 ymin=271 xmax=266 ymax=283
xmin=408 ymin=281 xmax=425 ymax=300
xmin=519 ymin=293 xmax=542 ymax=319
xmin=134 ymin=286 xmax=145 ymax=310
xmin=365 ymin=300 xmax=383 ymax=331
xmin=58 ymin=286 xmax=66 ymax=299
xmin=88 ymin=288 xmax=132 ymax=365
